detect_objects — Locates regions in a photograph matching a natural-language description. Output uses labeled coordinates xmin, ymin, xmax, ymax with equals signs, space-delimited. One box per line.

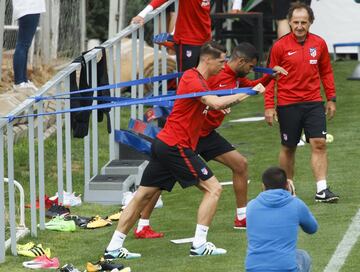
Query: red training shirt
xmin=149 ymin=0 xmax=211 ymax=45
xmin=265 ymin=32 xmax=336 ymax=109
xmin=157 ymin=68 xmax=209 ymax=150
xmin=200 ymin=63 xmax=272 ymax=137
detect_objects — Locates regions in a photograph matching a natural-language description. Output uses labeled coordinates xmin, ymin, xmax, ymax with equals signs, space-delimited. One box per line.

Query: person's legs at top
xmin=190 ymin=176 xmax=226 ymax=256
xmin=296 ymin=249 xmax=312 ymax=272
xmin=13 ymin=14 xmax=40 ymax=85
xmin=303 ymin=102 xmax=339 ymax=202
xmin=174 ymin=44 xmax=202 ymax=72
xmin=273 ymin=0 xmax=291 ymax=38
xmin=134 ymin=190 xmax=164 ymax=239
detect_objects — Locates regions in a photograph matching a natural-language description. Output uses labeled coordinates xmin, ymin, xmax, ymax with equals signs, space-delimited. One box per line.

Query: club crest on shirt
xmin=201 ymin=0 xmax=210 ymax=7
xmin=309 ymin=47 xmax=317 ymax=58
xmin=186 ymin=50 xmax=192 ymax=58
xmin=201 ymin=167 xmax=209 ymax=175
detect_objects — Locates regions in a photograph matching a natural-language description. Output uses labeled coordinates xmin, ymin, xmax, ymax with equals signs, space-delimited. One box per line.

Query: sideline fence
xmin=0 ymin=0 xmax=176 ymax=262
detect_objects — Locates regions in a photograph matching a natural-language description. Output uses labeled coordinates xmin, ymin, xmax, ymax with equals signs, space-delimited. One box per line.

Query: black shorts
xmin=196 ymin=130 xmax=235 ymax=162
xmin=273 ymin=0 xmax=312 ymax=20
xmin=140 ymin=138 xmax=214 ymax=192
xmin=174 ymin=44 xmax=201 ymax=72
xmin=277 ymin=102 xmax=327 ymax=147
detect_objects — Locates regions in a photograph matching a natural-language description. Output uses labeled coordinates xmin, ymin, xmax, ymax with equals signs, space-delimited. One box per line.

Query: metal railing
xmin=0 ymin=0 xmax=176 ymax=263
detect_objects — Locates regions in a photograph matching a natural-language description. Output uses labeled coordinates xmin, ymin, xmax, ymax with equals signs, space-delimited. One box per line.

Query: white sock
xmin=137 ymin=219 xmax=150 ymax=232
xmin=236 ymin=207 xmax=246 ymax=220
xmin=316 ymin=179 xmax=327 ymax=193
xmin=106 ymin=230 xmax=126 ymax=251
xmin=192 ymin=224 xmax=209 ymax=248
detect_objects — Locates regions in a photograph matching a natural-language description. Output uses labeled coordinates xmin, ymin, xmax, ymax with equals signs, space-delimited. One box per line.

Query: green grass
xmin=2 ymin=61 xmax=360 ymax=271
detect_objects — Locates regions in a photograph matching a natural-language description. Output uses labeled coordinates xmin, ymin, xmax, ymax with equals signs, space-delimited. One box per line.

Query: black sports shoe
xmin=63 ymin=214 xmax=91 ymax=228
xmin=59 ymin=263 xmax=81 ymax=272
xmin=315 ymin=188 xmax=339 ymax=203
xmin=45 ymin=204 xmax=70 ymax=218
xmin=86 ymin=257 xmax=125 ymax=271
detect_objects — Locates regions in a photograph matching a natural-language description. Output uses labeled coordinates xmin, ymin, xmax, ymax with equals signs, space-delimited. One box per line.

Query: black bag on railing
xmin=70 ymin=47 xmax=112 ymax=138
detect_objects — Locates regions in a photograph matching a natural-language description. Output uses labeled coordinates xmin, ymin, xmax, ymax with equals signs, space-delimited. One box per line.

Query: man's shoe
xmin=45 ymin=216 xmax=76 ymax=232
xmin=315 ymin=188 xmax=339 ymax=203
xmin=190 ymin=242 xmax=227 ymax=257
xmin=104 ymin=247 xmax=141 ymax=260
xmin=86 ymin=215 xmax=112 ymax=229
xmin=134 ymin=226 xmax=164 ymax=239
xmin=22 ymin=255 xmax=59 ymax=269
xmin=234 ymin=217 xmax=246 ymax=229
xmin=86 ymin=257 xmax=125 ymax=272
xmin=17 ymin=244 xmax=51 ymax=258
xmin=107 ymin=211 xmax=122 ymax=221
xmin=59 ymin=263 xmax=81 ymax=272
xmin=45 ymin=203 xmax=70 ymax=218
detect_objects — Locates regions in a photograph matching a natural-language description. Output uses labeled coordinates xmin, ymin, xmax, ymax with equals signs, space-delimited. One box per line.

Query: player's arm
xmin=264 ymin=45 xmax=283 ymax=126
xmin=239 ymin=66 xmax=288 ymax=88
xmin=318 ymin=40 xmax=336 ymax=120
xmin=201 ymin=83 xmax=264 ymax=110
xmin=132 ymin=0 xmax=168 ymax=25
xmin=298 ymin=200 xmax=318 ymax=235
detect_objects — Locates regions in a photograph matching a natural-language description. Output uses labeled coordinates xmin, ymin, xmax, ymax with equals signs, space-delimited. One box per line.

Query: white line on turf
xmin=324 ymin=207 xmax=360 ymax=272
xmin=170 ymin=237 xmax=194 ymax=244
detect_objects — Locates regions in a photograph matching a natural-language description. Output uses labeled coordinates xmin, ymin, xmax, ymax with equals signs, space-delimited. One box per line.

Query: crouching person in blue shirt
xmin=246 ymin=167 xmax=318 ymax=272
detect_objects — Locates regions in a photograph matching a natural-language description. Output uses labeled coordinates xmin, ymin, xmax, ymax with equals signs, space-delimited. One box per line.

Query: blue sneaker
xmin=104 ymin=247 xmax=141 ymax=260
xmin=190 ymin=242 xmax=227 ymax=257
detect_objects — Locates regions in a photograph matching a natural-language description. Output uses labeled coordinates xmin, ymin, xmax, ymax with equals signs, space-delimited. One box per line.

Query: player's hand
xmin=272 ymin=66 xmax=288 ymax=77
xmin=326 ymin=101 xmax=336 ymax=120
xmin=265 ymin=108 xmax=277 ymax=126
xmin=221 ymin=108 xmax=231 ymax=115
xmin=252 ymin=83 xmax=265 ymax=94
xmin=131 ymin=15 xmax=145 ymax=25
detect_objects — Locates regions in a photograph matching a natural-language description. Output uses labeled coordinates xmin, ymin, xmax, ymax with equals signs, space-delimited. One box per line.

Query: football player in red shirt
xmin=104 ymin=41 xmax=265 ymax=259
xmin=264 ymin=2 xmax=339 ymax=203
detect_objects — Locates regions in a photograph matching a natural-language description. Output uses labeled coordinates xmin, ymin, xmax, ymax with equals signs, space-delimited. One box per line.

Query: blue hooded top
xmin=245 ymin=189 xmax=318 ymax=272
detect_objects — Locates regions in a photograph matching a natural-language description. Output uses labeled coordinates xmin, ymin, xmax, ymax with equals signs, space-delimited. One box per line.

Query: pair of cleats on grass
xmin=104 ymin=241 xmax=226 ymax=260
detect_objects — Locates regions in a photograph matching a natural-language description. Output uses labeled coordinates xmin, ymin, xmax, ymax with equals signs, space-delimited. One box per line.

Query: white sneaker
xmin=50 ymin=191 xmax=82 ymax=206
xmin=190 ymin=242 xmax=227 ymax=257
xmin=26 ymin=80 xmax=38 ymax=91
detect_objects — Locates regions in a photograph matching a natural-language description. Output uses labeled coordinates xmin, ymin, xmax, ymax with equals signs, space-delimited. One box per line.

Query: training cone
xmin=348 ymin=63 xmax=360 ymax=80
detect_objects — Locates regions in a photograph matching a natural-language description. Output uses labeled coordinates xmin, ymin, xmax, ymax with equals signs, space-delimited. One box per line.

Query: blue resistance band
xmin=253 ymin=67 xmax=274 ymax=75
xmin=7 ymin=87 xmax=258 ymax=122
xmin=34 ymin=72 xmax=183 ymax=102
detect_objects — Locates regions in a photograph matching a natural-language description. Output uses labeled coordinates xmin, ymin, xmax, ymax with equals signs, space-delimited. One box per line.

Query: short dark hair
xmin=262 ymin=167 xmax=287 ymax=190
xmin=287 ymin=1 xmax=315 ymax=23
xmin=200 ymin=41 xmax=226 ymax=59
xmin=230 ymin=42 xmax=258 ymax=62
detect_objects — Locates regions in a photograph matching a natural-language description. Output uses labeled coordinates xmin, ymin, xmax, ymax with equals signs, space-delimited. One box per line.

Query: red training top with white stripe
xmin=200 ymin=63 xmax=272 ymax=137
xmin=264 ymin=32 xmax=336 ymax=109
xmin=150 ymin=0 xmax=211 ymax=45
xmin=157 ymin=68 xmax=209 ymax=150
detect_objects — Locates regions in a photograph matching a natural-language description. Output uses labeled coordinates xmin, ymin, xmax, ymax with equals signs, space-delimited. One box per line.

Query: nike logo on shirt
xmin=287 ymin=51 xmax=297 ymax=56
xmin=219 ymin=84 xmax=227 ymax=87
